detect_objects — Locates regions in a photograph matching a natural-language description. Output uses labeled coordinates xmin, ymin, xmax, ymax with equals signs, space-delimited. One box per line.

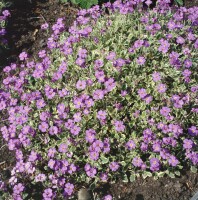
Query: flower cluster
xmin=0 ymin=0 xmax=198 ymax=199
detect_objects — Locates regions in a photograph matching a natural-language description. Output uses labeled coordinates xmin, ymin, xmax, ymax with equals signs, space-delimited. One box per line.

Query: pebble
xmin=78 ymin=188 xmax=91 ymax=200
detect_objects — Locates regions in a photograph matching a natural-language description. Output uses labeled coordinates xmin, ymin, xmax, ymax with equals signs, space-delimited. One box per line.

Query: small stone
xmin=78 ymin=188 xmax=91 ymax=200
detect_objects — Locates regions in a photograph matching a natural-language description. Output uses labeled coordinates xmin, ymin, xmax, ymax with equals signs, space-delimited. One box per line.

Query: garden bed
xmin=0 ymin=0 xmax=198 ymax=199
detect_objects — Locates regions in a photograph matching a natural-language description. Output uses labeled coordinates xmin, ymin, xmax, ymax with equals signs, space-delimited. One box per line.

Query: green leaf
xmin=89 ymin=181 xmax=96 ymax=190
xmin=157 ymin=171 xmax=165 ymax=178
xmin=153 ymin=175 xmax=159 ymax=180
xmin=71 ymin=0 xmax=81 ymax=4
xmin=168 ymin=172 xmax=175 ymax=178
xmin=174 ymin=0 xmax=183 ymax=6
xmin=100 ymin=155 xmax=109 ymax=164
xmin=120 ymin=161 xmax=126 ymax=167
xmin=122 ymin=174 xmax=128 ymax=183
xmin=129 ymin=174 xmax=136 ymax=182
xmin=79 ymin=1 xmax=88 ymax=9
xmin=22 ymin=193 xmax=29 ymax=199
xmin=142 ymin=171 xmax=152 ymax=179
xmin=142 ymin=173 xmax=148 ymax=179
xmin=114 ymin=133 xmax=120 ymax=140
xmin=175 ymin=171 xmax=180 ymax=176
xmin=191 ymin=166 xmax=197 ymax=173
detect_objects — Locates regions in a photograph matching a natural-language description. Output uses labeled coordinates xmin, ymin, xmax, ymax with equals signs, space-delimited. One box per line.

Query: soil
xmin=184 ymin=0 xmax=198 ymax=7
xmin=100 ymin=170 xmax=198 ymax=200
xmin=0 ymin=0 xmax=198 ymax=199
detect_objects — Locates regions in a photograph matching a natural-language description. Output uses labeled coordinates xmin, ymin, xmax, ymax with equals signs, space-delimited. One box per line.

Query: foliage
xmin=174 ymin=0 xmax=183 ymax=6
xmin=0 ymin=0 xmax=198 ymax=199
xmin=60 ymin=0 xmax=99 ymax=9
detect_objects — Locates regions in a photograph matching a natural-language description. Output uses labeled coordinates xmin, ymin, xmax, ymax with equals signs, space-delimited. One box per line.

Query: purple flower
xmin=136 ymin=56 xmax=146 ymax=65
xmin=158 ymin=39 xmax=170 ymax=53
xmin=157 ymin=83 xmax=167 ymax=93
xmin=114 ymin=120 xmax=125 ymax=132
xmin=184 ymin=59 xmax=192 ymax=68
xmin=140 ymin=142 xmax=148 ymax=152
xmin=138 ymin=88 xmax=147 ymax=99
xmin=152 ymin=72 xmax=161 ymax=82
xmin=41 ymin=23 xmax=49 ymax=30
xmin=125 ymin=140 xmax=136 ymax=150
xmin=93 ymin=89 xmax=104 ymax=100
xmin=103 ymin=194 xmax=113 ymax=200
xmin=160 ymin=107 xmax=171 ymax=117
xmin=47 ymin=148 xmax=56 ymax=158
xmin=85 ymin=165 xmax=97 ymax=178
xmin=97 ymin=110 xmax=107 ymax=120
xmin=132 ymin=157 xmax=143 ymax=167
xmin=65 ymin=119 xmax=74 ymax=129
xmin=36 ymin=99 xmax=46 ymax=109
xmin=186 ymin=151 xmax=198 ymax=165
xmin=168 ymin=155 xmax=179 ymax=167
xmin=85 ymin=98 xmax=94 ymax=108
xmin=109 ymin=162 xmax=119 ymax=171
xmin=105 ymin=78 xmax=116 ymax=92
xmin=152 ymin=143 xmax=161 ymax=152
xmin=176 ymin=36 xmax=185 ymax=44
xmin=43 ymin=188 xmax=53 ymax=199
xmin=106 ymin=51 xmax=116 ymax=61
xmin=73 ymin=97 xmax=83 ymax=109
xmin=19 ymin=52 xmax=28 ymax=61
xmin=76 ymin=80 xmax=86 ymax=90
xmin=113 ymin=58 xmax=126 ymax=68
xmin=39 ymin=122 xmax=49 ymax=132
xmin=182 ymin=69 xmax=191 ymax=77
xmin=89 ymin=151 xmax=99 ymax=161
xmin=40 ymin=112 xmax=49 ymax=121
xmin=0 ymin=101 xmax=6 ymax=111
xmin=150 ymin=158 xmax=160 ymax=172
xmin=73 ymin=112 xmax=82 ymax=122
xmin=121 ymin=90 xmax=127 ymax=96
xmin=76 ymin=57 xmax=85 ymax=67
xmin=13 ymin=183 xmax=24 ymax=195
xmin=188 ymin=126 xmax=198 ymax=136
xmin=64 ymin=183 xmax=74 ymax=196
xmin=63 ymin=47 xmax=73 ymax=56
xmin=95 ymin=70 xmax=105 ymax=83
xmin=144 ymin=95 xmax=153 ymax=104
xmin=59 ymin=143 xmax=68 ymax=153
xmin=183 ymin=139 xmax=194 ymax=149
xmin=2 ymin=10 xmax=11 ymax=17
xmin=35 ymin=174 xmax=46 ymax=182
xmin=133 ymin=39 xmax=144 ymax=48
xmin=48 ymin=159 xmax=55 ymax=169
xmin=38 ymin=50 xmax=46 ymax=58
xmin=94 ymin=59 xmax=104 ymax=68
xmin=85 ymin=129 xmax=96 ymax=143
xmin=68 ymin=164 xmax=76 ymax=174
xmin=28 ymin=151 xmax=38 ymax=162
xmin=188 ymin=33 xmax=195 ymax=41
xmin=100 ymin=172 xmax=108 ymax=182
xmin=78 ymin=48 xmax=87 ymax=58
xmin=49 ymin=126 xmax=58 ymax=135
xmin=70 ymin=125 xmax=81 ymax=135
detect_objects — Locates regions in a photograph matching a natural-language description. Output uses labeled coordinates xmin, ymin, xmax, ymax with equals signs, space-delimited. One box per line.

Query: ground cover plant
xmin=0 ymin=0 xmax=197 ymax=199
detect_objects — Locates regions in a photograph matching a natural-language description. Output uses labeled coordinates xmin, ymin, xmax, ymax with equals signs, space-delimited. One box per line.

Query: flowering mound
xmin=0 ymin=0 xmax=198 ymax=199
